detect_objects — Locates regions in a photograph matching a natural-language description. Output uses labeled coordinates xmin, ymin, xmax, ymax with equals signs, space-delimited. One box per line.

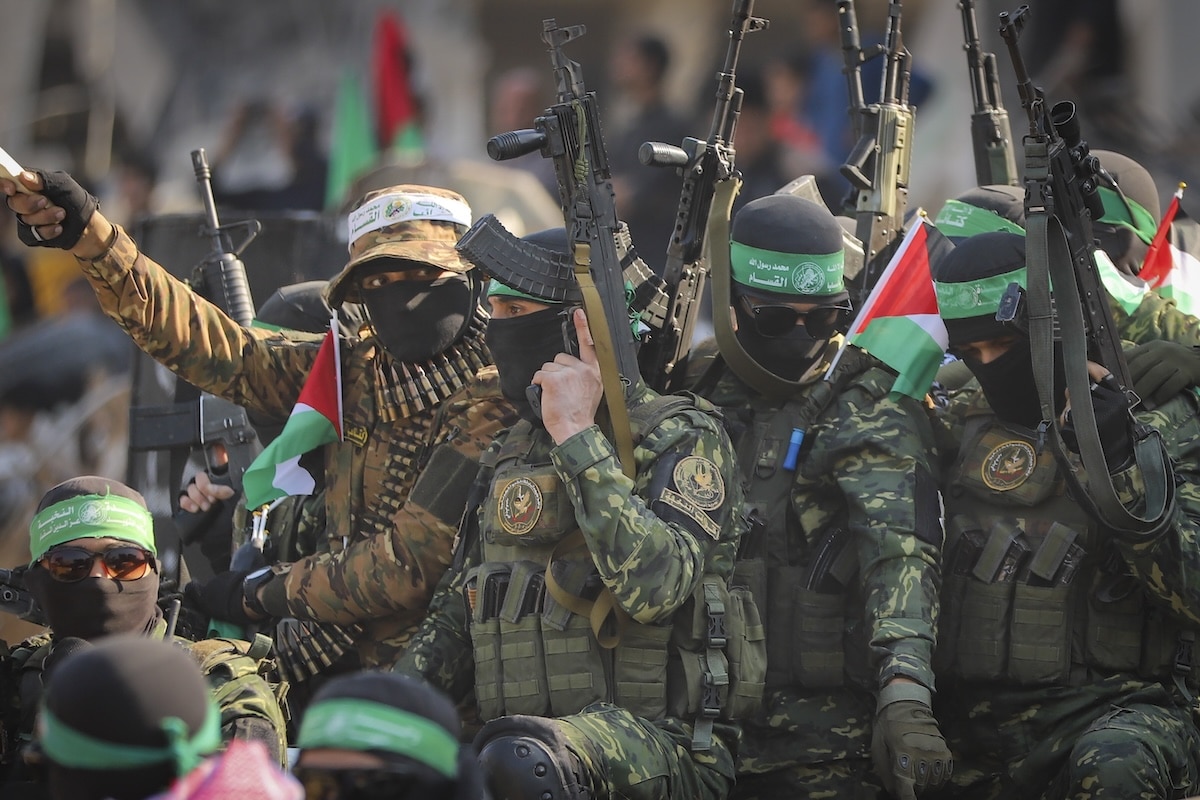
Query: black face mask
xmin=361 ymin=273 xmax=481 ymax=363
xmin=968 ymin=340 xmax=1067 ymax=428
xmin=26 ymin=568 xmax=161 ymax=640
xmin=732 ymin=300 xmax=826 ymax=381
xmin=485 ymin=307 xmax=570 ymax=422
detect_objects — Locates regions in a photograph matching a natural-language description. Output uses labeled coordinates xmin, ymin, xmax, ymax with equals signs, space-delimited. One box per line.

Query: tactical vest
xmin=721 ymin=348 xmax=889 ymax=694
xmin=465 ymin=396 xmax=764 ymax=750
xmin=937 ymin=411 xmax=1200 ymax=690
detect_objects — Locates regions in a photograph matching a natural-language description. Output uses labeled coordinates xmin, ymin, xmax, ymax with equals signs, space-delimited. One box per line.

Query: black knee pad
xmin=475 ymin=715 xmax=588 ymax=800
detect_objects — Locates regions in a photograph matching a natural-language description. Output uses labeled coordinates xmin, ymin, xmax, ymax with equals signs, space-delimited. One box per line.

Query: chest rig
xmin=464 ymin=396 xmax=764 ymax=750
xmin=937 ymin=411 xmax=1198 ymax=691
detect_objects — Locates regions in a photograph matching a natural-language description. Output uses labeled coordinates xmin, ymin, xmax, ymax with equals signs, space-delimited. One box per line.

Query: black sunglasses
xmin=39 ymin=545 xmax=155 ymax=583
xmin=740 ymin=296 xmax=851 ymax=339
xmin=293 ymin=766 xmax=425 ymax=800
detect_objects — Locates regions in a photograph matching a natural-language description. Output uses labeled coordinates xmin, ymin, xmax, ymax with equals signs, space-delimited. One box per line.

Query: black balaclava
xmin=359 ymin=261 xmax=484 ymax=364
xmin=932 ymin=231 xmax=1068 ymax=427
xmin=484 ymin=228 xmax=573 ymax=422
xmin=26 ymin=476 xmax=161 ymax=640
xmin=728 ymin=194 xmax=849 ymax=382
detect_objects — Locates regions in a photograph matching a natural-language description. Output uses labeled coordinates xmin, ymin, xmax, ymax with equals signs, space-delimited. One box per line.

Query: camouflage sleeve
xmin=259 ymin=389 xmax=513 ymax=624
xmin=1114 ymin=290 xmax=1200 ymax=347
xmin=797 ymin=377 xmax=942 ymax=690
xmin=549 ymin=404 xmax=742 ymax=625
xmin=1109 ymin=392 xmax=1200 ymax=626
xmin=75 ymin=225 xmax=319 ymax=418
xmin=391 ymin=558 xmax=476 ymax=699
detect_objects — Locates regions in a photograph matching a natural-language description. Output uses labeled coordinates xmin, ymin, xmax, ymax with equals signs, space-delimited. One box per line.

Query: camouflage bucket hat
xmin=326 ymin=185 xmax=474 ymax=306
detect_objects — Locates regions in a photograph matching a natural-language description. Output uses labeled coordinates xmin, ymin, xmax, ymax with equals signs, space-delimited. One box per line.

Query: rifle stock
xmin=637 ymin=0 xmax=767 ymax=391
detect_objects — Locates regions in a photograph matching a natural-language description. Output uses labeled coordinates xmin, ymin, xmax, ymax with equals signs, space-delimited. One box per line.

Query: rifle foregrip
xmin=639 ymin=141 xmax=688 ymax=168
xmin=218 ymin=255 xmax=255 ymax=327
xmin=488 ymin=129 xmax=547 ymax=161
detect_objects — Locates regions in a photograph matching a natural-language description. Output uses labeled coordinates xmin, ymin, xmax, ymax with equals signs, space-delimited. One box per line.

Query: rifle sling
xmin=1025 ymin=192 xmax=1173 ymax=535
xmin=544 ymin=529 xmax=628 ymax=649
xmin=573 ymin=242 xmax=637 ymax=480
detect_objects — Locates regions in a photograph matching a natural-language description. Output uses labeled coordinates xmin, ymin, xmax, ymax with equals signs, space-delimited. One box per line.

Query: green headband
xmin=934 ymin=199 xmax=1026 ymax=238
xmin=730 ymin=242 xmax=844 ymax=296
xmin=29 ymin=494 xmax=156 ymax=565
xmin=38 ymin=701 xmax=221 ymax=775
xmin=1097 ymin=186 xmax=1157 ymax=245
xmin=485 ymin=278 xmax=561 ymax=304
xmin=297 ymin=698 xmax=460 ymax=779
xmin=934 ymin=266 xmax=1029 ymax=320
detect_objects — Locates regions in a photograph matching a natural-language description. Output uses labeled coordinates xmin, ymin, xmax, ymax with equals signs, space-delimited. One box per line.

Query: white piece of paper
xmin=0 ymin=146 xmax=32 ymax=193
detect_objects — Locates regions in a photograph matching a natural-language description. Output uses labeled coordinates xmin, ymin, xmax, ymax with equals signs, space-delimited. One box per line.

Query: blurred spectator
xmin=730 ymin=66 xmax=794 ymax=215
xmin=487 ymin=66 xmax=558 ymax=199
xmin=294 ymin=670 xmax=488 ymax=800
xmin=211 ymin=98 xmax=329 ymax=213
xmin=605 ymin=32 xmax=692 ymax=273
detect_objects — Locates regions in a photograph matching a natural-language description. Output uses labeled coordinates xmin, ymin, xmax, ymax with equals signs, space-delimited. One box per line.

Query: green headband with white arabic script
xmin=934 ymin=199 xmax=1026 ymax=238
xmin=1097 ymin=186 xmax=1157 ymax=245
xmin=38 ymin=701 xmax=221 ymax=775
xmin=934 ymin=266 xmax=1029 ymax=320
xmin=730 ymin=242 xmax=844 ymax=296
xmin=29 ymin=494 xmax=156 ymax=565
xmin=297 ymin=698 xmax=460 ymax=778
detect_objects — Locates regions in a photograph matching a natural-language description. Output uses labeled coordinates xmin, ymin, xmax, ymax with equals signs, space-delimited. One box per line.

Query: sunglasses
xmin=293 ymin=767 xmax=424 ymax=800
xmin=740 ymin=296 xmax=850 ymax=339
xmin=40 ymin=545 xmax=155 ymax=583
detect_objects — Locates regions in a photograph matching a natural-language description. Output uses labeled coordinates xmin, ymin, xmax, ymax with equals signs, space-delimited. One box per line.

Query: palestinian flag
xmin=242 ymin=319 xmax=343 ymax=508
xmin=830 ymin=217 xmax=954 ymax=399
xmin=372 ymin=10 xmax=423 ymax=155
xmin=1139 ymin=184 xmax=1200 ymax=316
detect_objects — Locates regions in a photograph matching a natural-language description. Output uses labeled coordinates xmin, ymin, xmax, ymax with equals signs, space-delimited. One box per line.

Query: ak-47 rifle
xmin=960 ymin=0 xmax=1018 ymax=186
xmin=636 ymin=0 xmax=767 ymax=392
xmin=998 ymin=6 xmax=1173 ymax=535
xmin=839 ymin=0 xmax=914 ymax=304
xmin=457 ymin=19 xmax=645 ymax=475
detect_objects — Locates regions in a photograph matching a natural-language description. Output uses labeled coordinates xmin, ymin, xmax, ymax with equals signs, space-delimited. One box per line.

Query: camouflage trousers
xmin=931 ymin=678 xmax=1200 ymax=799
xmin=553 ymin=703 xmax=737 ymax=800
xmin=731 ymin=686 xmax=885 ymax=800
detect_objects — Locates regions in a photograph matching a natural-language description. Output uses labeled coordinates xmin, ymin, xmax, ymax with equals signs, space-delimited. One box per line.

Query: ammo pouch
xmin=668 ymin=573 xmax=766 ymax=750
xmin=937 ymin=512 xmax=1200 ymax=690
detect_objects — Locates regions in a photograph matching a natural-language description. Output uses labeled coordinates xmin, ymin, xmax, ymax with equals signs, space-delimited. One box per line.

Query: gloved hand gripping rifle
xmin=999 ymin=6 xmax=1174 ymax=536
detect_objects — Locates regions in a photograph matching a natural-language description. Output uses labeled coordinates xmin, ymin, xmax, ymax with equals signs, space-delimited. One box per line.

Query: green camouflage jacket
xmin=394 ymin=384 xmax=745 ymax=713
xmin=77 ymin=227 xmax=516 ymax=667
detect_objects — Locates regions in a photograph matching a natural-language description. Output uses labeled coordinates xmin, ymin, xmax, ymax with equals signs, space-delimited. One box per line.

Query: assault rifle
xmin=457 ymin=19 xmax=643 ymax=474
xmin=998 ymin=6 xmax=1173 ymax=535
xmin=839 ymin=0 xmax=914 ymax=304
xmin=636 ymin=0 xmax=767 ymax=392
xmin=0 ymin=567 xmax=47 ymax=627
xmin=127 ymin=150 xmax=262 ymax=547
xmin=960 ymin=0 xmax=1018 ymax=186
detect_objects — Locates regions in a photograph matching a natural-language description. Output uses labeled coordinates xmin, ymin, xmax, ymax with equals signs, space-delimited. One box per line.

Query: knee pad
xmin=475 ymin=716 xmax=588 ymax=800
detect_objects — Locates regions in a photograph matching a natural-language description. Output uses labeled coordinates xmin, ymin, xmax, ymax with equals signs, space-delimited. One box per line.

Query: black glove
xmin=1061 ymin=373 xmax=1134 ymax=472
xmin=1125 ymin=339 xmax=1200 ymax=408
xmin=183 ymin=569 xmax=253 ymax=626
xmin=14 ymin=169 xmax=97 ymax=249
xmin=871 ymin=684 xmax=952 ymax=799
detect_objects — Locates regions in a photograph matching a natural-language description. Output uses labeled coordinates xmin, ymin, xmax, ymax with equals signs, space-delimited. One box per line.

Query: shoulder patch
xmin=497 ymin=476 xmax=543 ymax=535
xmin=658 ymin=456 xmax=726 ymax=540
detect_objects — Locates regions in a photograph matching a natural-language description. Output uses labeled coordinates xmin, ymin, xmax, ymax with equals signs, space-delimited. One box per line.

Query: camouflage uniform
xmin=75 ymin=227 xmax=516 ymax=667
xmin=1 ymin=617 xmax=289 ymax=784
xmin=932 ymin=386 xmax=1200 ymax=799
xmin=693 ymin=340 xmax=943 ymax=799
xmin=395 ymin=384 xmax=749 ymax=800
